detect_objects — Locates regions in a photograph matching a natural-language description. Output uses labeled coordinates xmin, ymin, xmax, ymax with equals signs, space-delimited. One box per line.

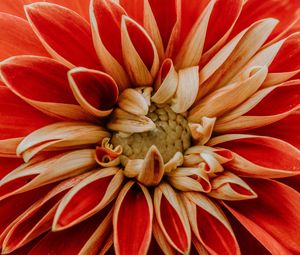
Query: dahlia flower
xmin=0 ymin=0 xmax=300 ymax=254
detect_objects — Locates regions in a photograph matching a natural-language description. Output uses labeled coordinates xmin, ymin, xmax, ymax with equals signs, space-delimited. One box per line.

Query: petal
xmin=68 ymin=67 xmax=119 ymax=118
xmin=0 ymin=157 xmax=23 ymax=179
xmin=215 ymin=80 xmax=300 ymax=132
xmin=121 ymin=16 xmax=159 ymax=86
xmin=114 ymin=181 xmax=153 ymax=255
xmin=0 ymin=55 xmax=91 ymax=121
xmin=223 ymin=178 xmax=300 ymax=254
xmin=209 ymin=134 xmax=300 ymax=178
xmin=154 ymin=183 xmax=191 ymax=253
xmin=0 ymin=149 xmax=97 ymax=200
xmin=231 ymin=0 xmax=300 ymax=43
xmin=17 ymin=122 xmax=110 ymax=162
xmin=182 ymin=192 xmax=240 ymax=255
xmin=0 ymin=86 xmax=55 ymax=140
xmin=189 ymin=66 xmax=267 ymax=121
xmin=0 ymin=12 xmax=48 ymax=61
xmin=2 ymin=174 xmax=87 ymax=253
xmin=25 ymin=2 xmax=100 ymax=69
xmin=29 ymin=208 xmax=112 ymax=255
xmin=90 ymin=0 xmax=130 ymax=90
xmin=53 ymin=168 xmax=123 ymax=230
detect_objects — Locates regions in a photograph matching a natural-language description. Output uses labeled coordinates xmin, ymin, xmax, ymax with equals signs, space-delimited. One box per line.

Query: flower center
xmin=111 ymin=104 xmax=191 ymax=162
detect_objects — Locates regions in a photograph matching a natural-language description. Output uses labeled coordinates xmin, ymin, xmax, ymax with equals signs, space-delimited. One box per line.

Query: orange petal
xmin=114 ymin=181 xmax=153 ymax=255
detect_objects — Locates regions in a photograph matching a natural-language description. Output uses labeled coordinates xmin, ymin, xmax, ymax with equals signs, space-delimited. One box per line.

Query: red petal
xmin=231 ymin=0 xmax=300 ymax=42
xmin=224 ymin=178 xmax=300 ymax=254
xmin=279 ymin=175 xmax=300 ymax=193
xmin=0 ymin=12 xmax=48 ymax=61
xmin=119 ymin=0 xmax=143 ymax=25
xmin=29 ymin=208 xmax=112 ymax=255
xmin=0 ymin=86 xmax=56 ymax=140
xmin=25 ymin=2 xmax=100 ymax=69
xmin=0 ymin=158 xmax=23 ymax=179
xmin=247 ymin=112 xmax=300 ymax=149
xmin=114 ymin=181 xmax=153 ymax=255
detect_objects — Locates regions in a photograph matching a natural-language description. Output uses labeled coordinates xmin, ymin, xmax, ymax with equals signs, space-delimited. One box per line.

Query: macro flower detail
xmin=0 ymin=0 xmax=300 ymax=254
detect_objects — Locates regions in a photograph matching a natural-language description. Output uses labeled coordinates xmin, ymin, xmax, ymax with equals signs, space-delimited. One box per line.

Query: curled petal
xmin=118 ymin=88 xmax=149 ymax=116
xmin=188 ymin=117 xmax=216 ymax=145
xmin=107 ymin=108 xmax=155 ymax=133
xmin=164 ymin=152 xmax=183 ymax=173
xmin=1 ymin=174 xmax=87 ymax=253
xmin=114 ymin=181 xmax=153 ymax=255
xmin=189 ymin=66 xmax=268 ymax=121
xmin=95 ymin=138 xmax=122 ymax=167
xmin=90 ymin=0 xmax=129 ymax=90
xmin=25 ymin=2 xmax=100 ymax=69
xmin=123 ymin=158 xmax=144 ymax=178
xmin=0 ymin=55 xmax=91 ymax=121
xmin=154 ymin=182 xmax=191 ymax=253
xmin=197 ymin=18 xmax=277 ymax=100
xmin=209 ymin=134 xmax=300 ymax=178
xmin=0 ymin=149 xmax=97 ymax=200
xmin=182 ymin=192 xmax=240 ymax=255
xmin=174 ymin=0 xmax=215 ymax=69
xmin=17 ymin=122 xmax=110 ymax=162
xmin=68 ymin=67 xmax=119 ymax=118
xmin=137 ymin=146 xmax=165 ymax=186
xmin=208 ymin=171 xmax=257 ymax=200
xmin=152 ymin=58 xmax=178 ymax=104
xmin=121 ymin=15 xmax=159 ymax=86
xmin=215 ymin=80 xmax=300 ymax=132
xmin=171 ymin=66 xmax=199 ymax=113
xmin=224 ymin=178 xmax=300 ymax=254
xmin=167 ymin=167 xmax=211 ymax=192
xmin=53 ymin=168 xmax=124 ymax=230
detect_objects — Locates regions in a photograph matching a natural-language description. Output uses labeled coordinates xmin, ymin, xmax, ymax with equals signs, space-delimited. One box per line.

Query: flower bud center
xmin=111 ymin=104 xmax=191 ymax=162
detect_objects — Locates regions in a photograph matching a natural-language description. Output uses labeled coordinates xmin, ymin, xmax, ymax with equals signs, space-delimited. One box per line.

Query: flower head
xmin=0 ymin=0 xmax=300 ymax=254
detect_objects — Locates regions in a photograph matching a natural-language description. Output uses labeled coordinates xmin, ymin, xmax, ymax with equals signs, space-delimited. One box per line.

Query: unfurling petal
xmin=154 ymin=182 xmax=191 ymax=253
xmin=0 ymin=56 xmax=92 ymax=121
xmin=209 ymin=134 xmax=300 ymax=178
xmin=114 ymin=181 xmax=153 ymax=255
xmin=182 ymin=192 xmax=240 ymax=255
xmin=224 ymin=179 xmax=300 ymax=254
xmin=189 ymin=66 xmax=267 ymax=121
xmin=171 ymin=66 xmax=199 ymax=113
xmin=121 ymin=16 xmax=159 ymax=86
xmin=188 ymin=117 xmax=216 ymax=145
xmin=208 ymin=171 xmax=257 ymax=200
xmin=152 ymin=58 xmax=178 ymax=104
xmin=68 ymin=67 xmax=119 ymax=117
xmin=17 ymin=122 xmax=110 ymax=162
xmin=0 ymin=150 xmax=97 ymax=200
xmin=53 ymin=168 xmax=124 ymax=230
xmin=137 ymin=146 xmax=165 ymax=186
xmin=90 ymin=0 xmax=130 ymax=90
xmin=107 ymin=108 xmax=155 ymax=133
xmin=215 ymin=80 xmax=300 ymax=132
xmin=1 ymin=174 xmax=88 ymax=253
xmin=95 ymin=138 xmax=123 ymax=167
xmin=25 ymin=2 xmax=100 ymax=69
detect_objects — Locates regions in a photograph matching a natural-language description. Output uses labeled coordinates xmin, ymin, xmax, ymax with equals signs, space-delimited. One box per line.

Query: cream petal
xmin=188 ymin=117 xmax=216 ymax=145
xmin=189 ymin=66 xmax=267 ymax=121
xmin=123 ymin=158 xmax=144 ymax=178
xmin=174 ymin=0 xmax=216 ymax=69
xmin=262 ymin=71 xmax=300 ymax=87
xmin=164 ymin=152 xmax=183 ymax=173
xmin=152 ymin=58 xmax=178 ymax=104
xmin=208 ymin=171 xmax=257 ymax=200
xmin=95 ymin=138 xmax=122 ymax=167
xmin=171 ymin=66 xmax=199 ymax=113
xmin=0 ymin=137 xmax=22 ymax=157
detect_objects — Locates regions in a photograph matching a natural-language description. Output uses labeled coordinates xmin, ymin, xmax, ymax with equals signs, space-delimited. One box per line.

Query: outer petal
xmin=25 ymin=2 xmax=100 ymax=69
xmin=209 ymin=134 xmax=300 ymax=178
xmin=0 ymin=158 xmax=23 ymax=179
xmin=68 ymin=67 xmax=119 ymax=117
xmin=53 ymin=168 xmax=124 ymax=230
xmin=154 ymin=183 xmax=191 ymax=254
xmin=231 ymin=0 xmax=300 ymax=43
xmin=224 ymin=178 xmax=300 ymax=255
xmin=0 ymin=56 xmax=91 ymax=121
xmin=113 ymin=181 xmax=153 ymax=255
xmin=29 ymin=207 xmax=112 ymax=255
xmin=215 ymin=80 xmax=300 ymax=132
xmin=182 ymin=192 xmax=240 ymax=255
xmin=0 ymin=86 xmax=55 ymax=140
